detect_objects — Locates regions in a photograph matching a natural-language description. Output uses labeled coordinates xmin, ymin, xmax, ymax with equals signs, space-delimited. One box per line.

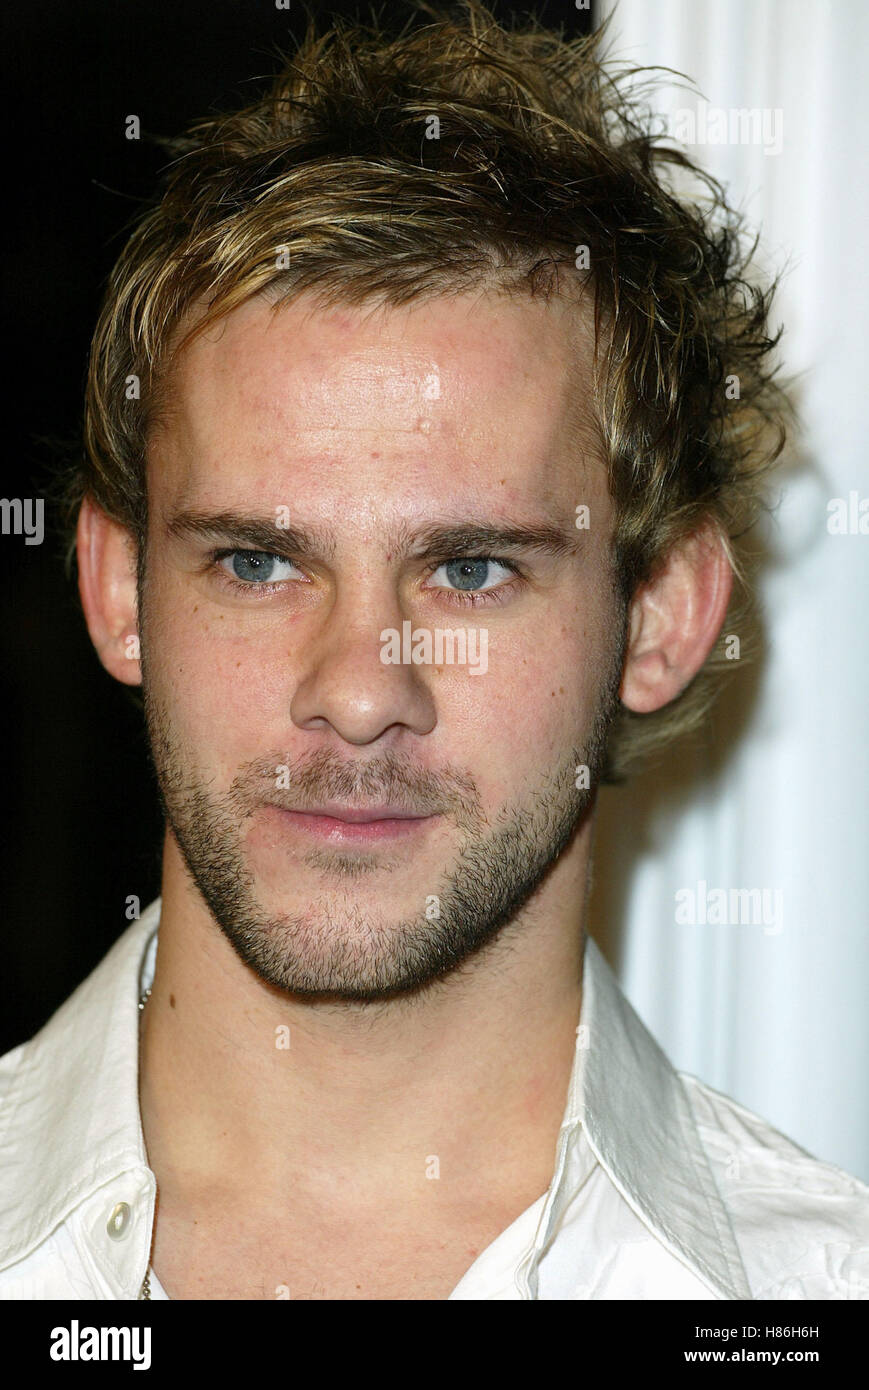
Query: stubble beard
xmin=140 ymin=647 xmax=623 ymax=1005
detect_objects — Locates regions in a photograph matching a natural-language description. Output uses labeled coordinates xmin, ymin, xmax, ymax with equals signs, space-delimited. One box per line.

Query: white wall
xmin=592 ymin=0 xmax=869 ymax=1180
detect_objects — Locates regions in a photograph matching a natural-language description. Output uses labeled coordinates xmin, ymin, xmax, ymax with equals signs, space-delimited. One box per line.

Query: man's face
xmin=140 ymin=288 xmax=624 ymax=1001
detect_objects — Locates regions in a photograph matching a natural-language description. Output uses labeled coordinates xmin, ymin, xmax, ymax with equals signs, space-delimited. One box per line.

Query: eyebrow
xmin=410 ymin=522 xmax=579 ymax=562
xmin=165 ymin=509 xmax=580 ymax=563
xmin=166 ymin=510 xmax=336 ymax=560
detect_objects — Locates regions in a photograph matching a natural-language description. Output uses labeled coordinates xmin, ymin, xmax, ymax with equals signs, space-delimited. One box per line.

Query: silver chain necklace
xmin=138 ymin=986 xmax=152 ymax=1300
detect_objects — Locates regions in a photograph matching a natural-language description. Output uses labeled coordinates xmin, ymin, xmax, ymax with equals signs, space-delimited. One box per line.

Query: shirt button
xmin=106 ymin=1202 xmax=132 ymax=1240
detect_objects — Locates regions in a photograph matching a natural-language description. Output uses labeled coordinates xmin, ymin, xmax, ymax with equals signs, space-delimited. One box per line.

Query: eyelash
xmin=209 ymin=549 xmax=524 ymax=607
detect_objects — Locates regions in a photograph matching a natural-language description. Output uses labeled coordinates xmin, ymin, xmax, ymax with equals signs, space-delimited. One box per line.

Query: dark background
xmin=1 ymin=1 xmax=595 ymax=1052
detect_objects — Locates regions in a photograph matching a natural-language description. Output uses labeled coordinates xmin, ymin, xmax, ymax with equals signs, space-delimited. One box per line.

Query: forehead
xmin=147 ymin=288 xmax=606 ymax=518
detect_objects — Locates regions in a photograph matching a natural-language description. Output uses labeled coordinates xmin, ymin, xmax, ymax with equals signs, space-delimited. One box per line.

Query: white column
xmin=592 ymin=0 xmax=869 ymax=1180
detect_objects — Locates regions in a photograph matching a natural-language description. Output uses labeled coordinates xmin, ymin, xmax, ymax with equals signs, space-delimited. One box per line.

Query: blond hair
xmin=65 ymin=0 xmax=788 ymax=779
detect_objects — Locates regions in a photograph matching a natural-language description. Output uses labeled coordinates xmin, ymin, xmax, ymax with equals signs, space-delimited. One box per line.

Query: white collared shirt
xmin=1 ymin=898 xmax=866 ymax=1300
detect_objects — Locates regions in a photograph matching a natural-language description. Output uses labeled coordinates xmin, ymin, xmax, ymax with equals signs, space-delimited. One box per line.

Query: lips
xmin=262 ymin=801 xmax=440 ymax=845
xmin=280 ymin=803 xmax=432 ymax=824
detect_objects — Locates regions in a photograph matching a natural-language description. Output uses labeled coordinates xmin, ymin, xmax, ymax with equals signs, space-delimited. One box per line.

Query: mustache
xmin=229 ymin=748 xmax=484 ymax=827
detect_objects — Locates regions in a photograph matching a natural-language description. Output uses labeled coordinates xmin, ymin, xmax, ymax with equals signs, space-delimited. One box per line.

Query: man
xmin=1 ymin=1 xmax=866 ymax=1300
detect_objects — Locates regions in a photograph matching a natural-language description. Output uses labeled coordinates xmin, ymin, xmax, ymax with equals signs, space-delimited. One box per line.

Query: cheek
xmin=437 ymin=610 xmax=606 ymax=792
xmin=144 ymin=600 xmax=291 ymax=766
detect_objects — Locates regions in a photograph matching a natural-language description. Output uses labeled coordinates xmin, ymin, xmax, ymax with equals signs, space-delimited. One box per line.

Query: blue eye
xmin=218 ymin=551 xmax=299 ymax=583
xmin=433 ymin=558 xmax=515 ymax=592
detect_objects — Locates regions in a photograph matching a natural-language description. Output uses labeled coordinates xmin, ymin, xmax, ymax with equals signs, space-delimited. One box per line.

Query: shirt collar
xmin=0 ymin=900 xmax=751 ymax=1299
xmin=0 ymin=900 xmax=160 ymax=1275
xmin=519 ymin=935 xmax=752 ymax=1300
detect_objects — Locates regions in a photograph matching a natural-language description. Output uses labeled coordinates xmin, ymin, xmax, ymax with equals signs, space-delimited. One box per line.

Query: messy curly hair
xmin=65 ymin=0 xmax=788 ymax=781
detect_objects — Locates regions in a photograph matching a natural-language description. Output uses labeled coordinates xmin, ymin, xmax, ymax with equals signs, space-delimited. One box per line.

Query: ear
xmin=76 ymin=495 xmax=142 ymax=686
xmin=621 ymin=523 xmax=732 ymax=715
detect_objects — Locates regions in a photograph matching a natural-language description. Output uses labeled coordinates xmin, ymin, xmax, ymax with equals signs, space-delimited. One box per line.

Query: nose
xmin=289 ymin=584 xmax=437 ymax=745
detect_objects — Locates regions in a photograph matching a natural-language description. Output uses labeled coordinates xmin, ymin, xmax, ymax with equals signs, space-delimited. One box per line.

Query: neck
xmin=139 ymin=825 xmax=592 ymax=1220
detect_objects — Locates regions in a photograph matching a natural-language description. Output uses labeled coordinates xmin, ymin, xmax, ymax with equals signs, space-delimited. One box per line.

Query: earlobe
xmin=76 ymin=496 xmax=142 ymax=687
xmin=620 ymin=524 xmax=733 ymax=716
